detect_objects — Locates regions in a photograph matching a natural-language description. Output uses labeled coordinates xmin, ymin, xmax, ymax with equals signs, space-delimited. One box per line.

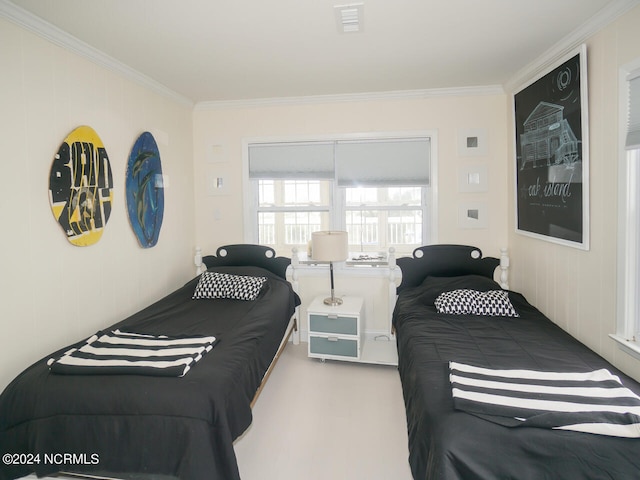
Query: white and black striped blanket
xmin=450 ymin=361 xmax=640 ymax=438
xmin=48 ymin=329 xmax=218 ymax=377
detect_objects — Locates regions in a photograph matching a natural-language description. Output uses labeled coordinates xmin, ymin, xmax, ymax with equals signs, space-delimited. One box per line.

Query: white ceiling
xmin=4 ymin=0 xmax=638 ymax=104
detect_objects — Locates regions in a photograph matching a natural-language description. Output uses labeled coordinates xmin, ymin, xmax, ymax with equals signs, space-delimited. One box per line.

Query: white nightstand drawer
xmin=309 ymin=335 xmax=359 ymax=359
xmin=309 ymin=313 xmax=358 ymax=335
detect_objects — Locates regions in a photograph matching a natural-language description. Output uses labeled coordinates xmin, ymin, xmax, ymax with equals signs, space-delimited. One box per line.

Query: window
xmin=246 ymin=136 xmax=434 ymax=257
xmin=614 ymin=64 xmax=640 ymax=358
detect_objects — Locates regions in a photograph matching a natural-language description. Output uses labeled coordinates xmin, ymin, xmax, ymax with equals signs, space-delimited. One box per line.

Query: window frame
xmin=613 ymin=60 xmax=640 ymax=360
xmin=243 ymin=131 xmax=439 ymax=256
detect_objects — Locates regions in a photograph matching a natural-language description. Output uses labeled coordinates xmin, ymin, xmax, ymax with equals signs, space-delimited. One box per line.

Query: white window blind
xmin=335 ymin=138 xmax=430 ymax=186
xmin=627 ymin=74 xmax=640 ymax=149
xmin=248 ymin=142 xmax=334 ymax=179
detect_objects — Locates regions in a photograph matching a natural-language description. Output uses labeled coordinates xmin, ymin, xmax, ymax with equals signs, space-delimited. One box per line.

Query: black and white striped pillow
xmin=193 ymin=271 xmax=267 ymax=301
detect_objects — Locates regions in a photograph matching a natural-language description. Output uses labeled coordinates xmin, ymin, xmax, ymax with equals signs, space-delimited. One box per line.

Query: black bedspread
xmin=0 ymin=266 xmax=298 ymax=480
xmin=393 ymin=277 xmax=640 ymax=480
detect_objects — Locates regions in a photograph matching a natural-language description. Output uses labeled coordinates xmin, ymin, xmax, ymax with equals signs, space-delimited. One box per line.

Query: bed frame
xmin=393 ymin=245 xmax=640 ymax=479
xmin=0 ymin=245 xmax=297 ymax=478
xmin=197 ymin=244 xmax=292 ymax=279
xmin=194 ymin=244 xmax=299 ymax=406
xmin=396 ymin=244 xmax=510 ymax=293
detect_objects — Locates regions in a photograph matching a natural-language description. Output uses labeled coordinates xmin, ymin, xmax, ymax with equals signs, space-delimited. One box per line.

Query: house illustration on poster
xmin=519 ymin=101 xmax=579 ymax=170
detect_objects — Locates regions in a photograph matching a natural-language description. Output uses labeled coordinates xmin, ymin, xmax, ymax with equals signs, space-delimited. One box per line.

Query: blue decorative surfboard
xmin=126 ymin=132 xmax=164 ymax=248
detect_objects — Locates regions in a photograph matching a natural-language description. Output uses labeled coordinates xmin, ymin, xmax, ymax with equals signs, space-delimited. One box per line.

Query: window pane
xmin=284 ymin=211 xmax=324 ymax=244
xmin=346 ymin=210 xmax=379 ymax=246
xmin=346 ymin=187 xmax=378 ymax=205
xmin=345 ymin=186 xmax=424 ymax=254
xmin=258 ymin=212 xmax=275 ymax=245
xmin=388 ymin=210 xmax=423 ymax=245
xmin=259 ymin=179 xmax=329 ymax=206
xmin=283 ymin=180 xmax=326 ymax=205
xmin=345 ymin=187 xmax=421 ymax=206
xmin=258 ymin=210 xmax=330 ymax=257
xmin=346 ymin=208 xmax=422 ymax=253
xmin=258 ymin=180 xmax=275 ymax=206
xmin=388 ymin=187 xmax=421 ymax=206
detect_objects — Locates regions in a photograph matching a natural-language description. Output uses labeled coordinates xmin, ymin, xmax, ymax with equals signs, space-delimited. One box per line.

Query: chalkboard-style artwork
xmin=126 ymin=132 xmax=164 ymax=248
xmin=49 ymin=126 xmax=114 ymax=246
xmin=514 ymin=45 xmax=589 ymax=250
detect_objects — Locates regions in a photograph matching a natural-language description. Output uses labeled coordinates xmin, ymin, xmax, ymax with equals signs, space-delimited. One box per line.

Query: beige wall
xmin=507 ymin=5 xmax=640 ymax=380
xmin=0 ymin=19 xmax=196 ymax=390
xmin=193 ymin=94 xmax=510 ymax=258
xmin=193 ymin=94 xmax=510 ymax=338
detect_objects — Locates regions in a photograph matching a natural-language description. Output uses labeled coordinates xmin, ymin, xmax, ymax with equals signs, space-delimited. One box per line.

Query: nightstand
xmin=307 ymin=296 xmax=363 ymax=362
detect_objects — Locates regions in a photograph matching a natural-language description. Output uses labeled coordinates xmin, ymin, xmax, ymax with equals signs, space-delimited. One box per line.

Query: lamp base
xmin=323 ymin=296 xmax=343 ymax=306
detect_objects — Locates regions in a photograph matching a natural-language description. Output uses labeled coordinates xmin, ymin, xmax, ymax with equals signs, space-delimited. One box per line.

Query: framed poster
xmin=514 ymin=44 xmax=589 ymax=250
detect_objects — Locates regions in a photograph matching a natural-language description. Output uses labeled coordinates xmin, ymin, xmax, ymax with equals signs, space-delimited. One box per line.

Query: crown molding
xmin=0 ymin=0 xmax=193 ymax=107
xmin=194 ymin=85 xmax=505 ymax=110
xmin=505 ymin=0 xmax=640 ymax=93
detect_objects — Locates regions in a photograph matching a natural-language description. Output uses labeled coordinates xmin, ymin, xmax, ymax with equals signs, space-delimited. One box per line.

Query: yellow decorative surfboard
xmin=49 ymin=126 xmax=114 ymax=246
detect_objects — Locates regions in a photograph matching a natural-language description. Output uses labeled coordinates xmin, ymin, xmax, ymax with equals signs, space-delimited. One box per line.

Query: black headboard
xmin=202 ymin=244 xmax=291 ymax=280
xmin=396 ymin=244 xmax=500 ymax=293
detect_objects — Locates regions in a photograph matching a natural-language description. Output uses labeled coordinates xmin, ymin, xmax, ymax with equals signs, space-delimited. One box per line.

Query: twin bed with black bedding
xmin=0 ymin=244 xmax=299 ymax=480
xmin=394 ymin=244 xmax=640 ymax=480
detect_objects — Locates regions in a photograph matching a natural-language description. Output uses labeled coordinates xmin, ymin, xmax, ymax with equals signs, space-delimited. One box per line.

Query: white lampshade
xmin=311 ymin=231 xmax=348 ymax=262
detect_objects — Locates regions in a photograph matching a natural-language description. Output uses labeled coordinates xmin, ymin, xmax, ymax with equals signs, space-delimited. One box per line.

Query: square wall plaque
xmin=458 ymin=202 xmax=488 ymax=229
xmin=458 ymin=128 xmax=488 ymax=156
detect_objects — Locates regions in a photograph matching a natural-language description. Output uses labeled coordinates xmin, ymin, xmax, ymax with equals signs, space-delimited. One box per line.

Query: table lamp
xmin=311 ymin=230 xmax=349 ymax=306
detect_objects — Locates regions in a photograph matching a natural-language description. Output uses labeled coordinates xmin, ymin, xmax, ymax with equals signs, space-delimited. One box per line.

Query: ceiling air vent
xmin=334 ymin=3 xmax=364 ymax=33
